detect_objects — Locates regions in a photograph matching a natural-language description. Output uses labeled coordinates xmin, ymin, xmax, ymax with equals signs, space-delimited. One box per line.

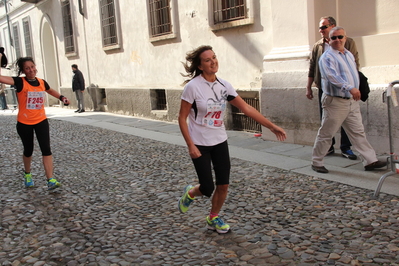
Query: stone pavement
xmin=0 ymin=107 xmax=399 ymax=266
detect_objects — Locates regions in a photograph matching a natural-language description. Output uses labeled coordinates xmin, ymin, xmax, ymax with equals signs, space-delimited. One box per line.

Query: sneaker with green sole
xmin=206 ymin=216 xmax=230 ymax=234
xmin=178 ymin=185 xmax=194 ymax=213
xmin=47 ymin=178 xmax=61 ymax=190
xmin=24 ymin=172 xmax=34 ymax=188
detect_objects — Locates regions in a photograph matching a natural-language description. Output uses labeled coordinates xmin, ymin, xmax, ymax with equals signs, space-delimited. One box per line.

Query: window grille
xmin=99 ymin=0 xmax=118 ymax=46
xmin=155 ymin=89 xmax=167 ymax=110
xmin=148 ymin=0 xmax=172 ymax=37
xmin=213 ymin=0 xmax=246 ymax=24
xmin=231 ymin=97 xmax=261 ymax=133
xmin=22 ymin=18 xmax=33 ymax=58
xmin=12 ymin=24 xmax=21 ymax=58
xmin=61 ymin=0 xmax=75 ymax=53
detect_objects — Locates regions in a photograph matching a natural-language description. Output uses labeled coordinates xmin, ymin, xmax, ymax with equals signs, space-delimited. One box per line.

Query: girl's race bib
xmin=203 ymin=100 xmax=226 ymax=127
xmin=26 ymin=91 xmax=45 ymax=109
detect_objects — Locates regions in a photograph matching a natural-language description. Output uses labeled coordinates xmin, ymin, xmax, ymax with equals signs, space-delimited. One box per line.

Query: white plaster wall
xmin=1 ymin=1 xmax=397 ymax=91
xmin=0 ymin=1 xmax=276 ymax=93
xmin=53 ymin=1 xmax=275 ymax=91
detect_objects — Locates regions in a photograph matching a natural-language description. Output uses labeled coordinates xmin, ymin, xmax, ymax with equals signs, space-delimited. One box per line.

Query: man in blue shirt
xmin=311 ymin=27 xmax=386 ymax=173
xmin=306 ymin=16 xmax=359 ymax=160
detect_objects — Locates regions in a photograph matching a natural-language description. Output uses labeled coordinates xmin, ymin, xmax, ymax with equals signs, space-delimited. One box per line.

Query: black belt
xmin=335 ymin=96 xmax=351 ymax=100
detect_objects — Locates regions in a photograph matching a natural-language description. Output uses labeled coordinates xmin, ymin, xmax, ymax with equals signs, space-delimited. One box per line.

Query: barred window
xmin=61 ymin=0 xmax=75 ymax=54
xmin=22 ymin=18 xmax=33 ymax=58
xmin=150 ymin=89 xmax=167 ymax=110
xmin=12 ymin=23 xmax=21 ymax=58
xmin=99 ymin=0 xmax=119 ymax=47
xmin=213 ymin=0 xmax=246 ymax=24
xmin=155 ymin=89 xmax=167 ymax=110
xmin=148 ymin=0 xmax=172 ymax=37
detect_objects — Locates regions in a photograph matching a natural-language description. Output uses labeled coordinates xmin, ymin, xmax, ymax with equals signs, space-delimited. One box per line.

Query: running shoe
xmin=47 ymin=178 xmax=61 ymax=190
xmin=24 ymin=172 xmax=34 ymax=188
xmin=341 ymin=149 xmax=357 ymax=160
xmin=206 ymin=216 xmax=230 ymax=234
xmin=178 ymin=185 xmax=194 ymax=213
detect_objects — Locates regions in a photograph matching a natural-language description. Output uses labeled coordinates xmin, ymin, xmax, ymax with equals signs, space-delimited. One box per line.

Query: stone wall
xmin=72 ymin=88 xmax=184 ymax=123
xmin=59 ymin=87 xmax=94 ymax=111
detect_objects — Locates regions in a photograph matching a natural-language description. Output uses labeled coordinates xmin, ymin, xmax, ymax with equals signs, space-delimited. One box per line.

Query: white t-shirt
xmin=181 ymin=75 xmax=238 ymax=146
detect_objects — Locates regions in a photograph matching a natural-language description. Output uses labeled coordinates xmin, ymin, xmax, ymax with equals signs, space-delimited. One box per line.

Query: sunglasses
xmin=319 ymin=24 xmax=331 ymax=30
xmin=330 ymin=35 xmax=345 ymax=40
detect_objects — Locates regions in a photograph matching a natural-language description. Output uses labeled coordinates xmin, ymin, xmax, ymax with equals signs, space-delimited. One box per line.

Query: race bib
xmin=26 ymin=91 xmax=45 ymax=109
xmin=203 ymin=100 xmax=225 ymax=127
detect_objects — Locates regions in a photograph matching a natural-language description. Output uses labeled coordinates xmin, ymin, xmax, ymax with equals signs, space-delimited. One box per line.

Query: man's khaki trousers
xmin=312 ymin=94 xmax=378 ymax=167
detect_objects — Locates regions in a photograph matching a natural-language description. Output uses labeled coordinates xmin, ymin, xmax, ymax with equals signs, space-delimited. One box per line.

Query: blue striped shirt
xmin=319 ymin=47 xmax=359 ymax=98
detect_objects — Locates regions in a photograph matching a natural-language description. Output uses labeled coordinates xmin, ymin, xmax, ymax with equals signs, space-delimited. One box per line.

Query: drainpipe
xmin=78 ymin=0 xmax=84 ymax=16
xmin=78 ymin=0 xmax=96 ymax=110
xmin=4 ymin=0 xmax=13 ymax=48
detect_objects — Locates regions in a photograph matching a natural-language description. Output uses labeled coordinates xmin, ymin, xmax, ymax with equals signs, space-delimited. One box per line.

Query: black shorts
xmin=16 ymin=119 xmax=52 ymax=157
xmin=192 ymin=140 xmax=230 ymax=195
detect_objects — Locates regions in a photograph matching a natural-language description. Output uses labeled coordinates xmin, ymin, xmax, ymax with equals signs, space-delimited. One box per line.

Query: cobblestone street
xmin=1 ymin=112 xmax=399 ymax=266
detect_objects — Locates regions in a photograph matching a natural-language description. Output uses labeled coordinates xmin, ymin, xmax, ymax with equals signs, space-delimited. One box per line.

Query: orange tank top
xmin=17 ymin=77 xmax=47 ymax=125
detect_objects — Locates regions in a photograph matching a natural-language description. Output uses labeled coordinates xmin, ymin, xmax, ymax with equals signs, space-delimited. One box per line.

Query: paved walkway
xmin=44 ymin=107 xmax=398 ymax=197
xmin=1 ymin=107 xmax=399 ymax=266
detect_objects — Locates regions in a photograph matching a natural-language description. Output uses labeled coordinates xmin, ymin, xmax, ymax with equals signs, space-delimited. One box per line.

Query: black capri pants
xmin=192 ymin=140 xmax=230 ymax=197
xmin=16 ymin=119 xmax=52 ymax=157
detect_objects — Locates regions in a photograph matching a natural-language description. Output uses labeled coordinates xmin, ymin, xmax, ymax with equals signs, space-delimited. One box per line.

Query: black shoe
xmin=326 ymin=147 xmax=335 ymax=156
xmin=364 ymin=160 xmax=387 ymax=171
xmin=78 ymin=109 xmax=85 ymax=113
xmin=311 ymin=165 xmax=329 ymax=173
xmin=341 ymin=150 xmax=357 ymax=160
xmin=74 ymin=109 xmax=81 ymax=113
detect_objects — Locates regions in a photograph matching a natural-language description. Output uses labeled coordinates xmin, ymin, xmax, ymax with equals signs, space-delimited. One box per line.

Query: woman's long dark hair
xmin=15 ymin=57 xmax=35 ymax=76
xmin=0 ymin=47 xmax=8 ymax=68
xmin=181 ymin=45 xmax=213 ymax=85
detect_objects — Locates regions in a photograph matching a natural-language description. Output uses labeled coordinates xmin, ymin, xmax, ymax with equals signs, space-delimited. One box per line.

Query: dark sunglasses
xmin=319 ymin=24 xmax=331 ymax=30
xmin=330 ymin=35 xmax=345 ymax=40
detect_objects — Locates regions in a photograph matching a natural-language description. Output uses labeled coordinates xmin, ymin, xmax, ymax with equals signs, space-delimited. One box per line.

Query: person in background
xmin=0 ymin=57 xmax=70 ymax=189
xmin=178 ymin=45 xmax=287 ymax=233
xmin=0 ymin=47 xmax=8 ymax=110
xmin=71 ymin=64 xmax=85 ymax=113
xmin=312 ymin=27 xmax=386 ymax=173
xmin=306 ymin=16 xmax=359 ymax=160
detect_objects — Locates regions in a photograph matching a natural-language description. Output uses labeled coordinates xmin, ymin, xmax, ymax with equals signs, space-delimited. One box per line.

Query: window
xmin=214 ymin=0 xmax=246 ymax=23
xmin=147 ymin=0 xmax=177 ymax=42
xmin=150 ymin=89 xmax=167 ymax=110
xmin=155 ymin=89 xmax=167 ymax=110
xmin=210 ymin=0 xmax=254 ymax=31
xmin=231 ymin=92 xmax=261 ymax=133
xmin=61 ymin=0 xmax=76 ymax=54
xmin=99 ymin=0 xmax=121 ymax=50
xmin=148 ymin=0 xmax=171 ymax=37
xmin=22 ymin=17 xmax=33 ymax=58
xmin=12 ymin=23 xmax=21 ymax=58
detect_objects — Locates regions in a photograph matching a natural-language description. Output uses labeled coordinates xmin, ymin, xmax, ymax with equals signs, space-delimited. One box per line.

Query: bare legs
xmin=190 ymin=184 xmax=229 ymax=214
xmin=211 ymin=184 xmax=228 ymax=214
xmin=42 ymin=155 xmax=53 ymax=180
xmin=23 ymin=155 xmax=53 ymax=180
xmin=23 ymin=155 xmax=32 ymax=173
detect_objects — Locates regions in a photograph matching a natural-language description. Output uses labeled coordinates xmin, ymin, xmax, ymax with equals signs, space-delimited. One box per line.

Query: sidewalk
xmin=42 ymin=107 xmax=398 ymax=197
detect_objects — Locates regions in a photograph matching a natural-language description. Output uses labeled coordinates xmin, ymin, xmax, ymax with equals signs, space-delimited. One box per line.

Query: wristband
xmin=59 ymin=95 xmax=65 ymax=101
